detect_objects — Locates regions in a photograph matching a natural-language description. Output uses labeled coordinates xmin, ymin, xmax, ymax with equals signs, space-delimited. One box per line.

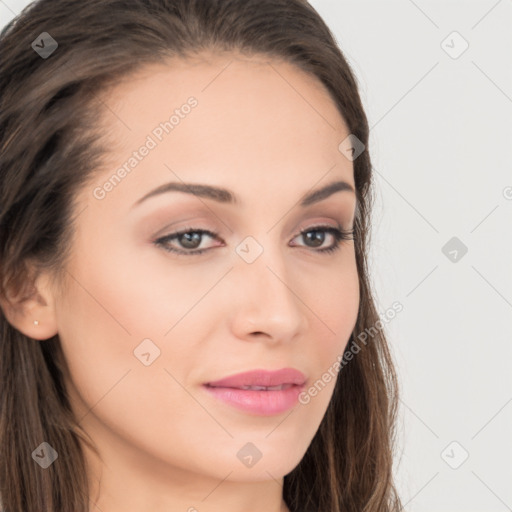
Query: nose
xmin=228 ymin=243 xmax=308 ymax=343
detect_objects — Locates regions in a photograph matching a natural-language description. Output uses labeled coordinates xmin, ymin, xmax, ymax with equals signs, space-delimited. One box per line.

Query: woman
xmin=0 ymin=0 xmax=403 ymax=511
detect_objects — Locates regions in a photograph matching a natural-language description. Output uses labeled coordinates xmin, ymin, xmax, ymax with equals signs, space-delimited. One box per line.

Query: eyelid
xmin=153 ymin=219 xmax=342 ymax=245
xmin=151 ymin=217 xmax=217 ymax=239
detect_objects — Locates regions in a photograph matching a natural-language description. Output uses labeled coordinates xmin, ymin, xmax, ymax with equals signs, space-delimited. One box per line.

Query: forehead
xmin=85 ymin=53 xmax=354 ymax=212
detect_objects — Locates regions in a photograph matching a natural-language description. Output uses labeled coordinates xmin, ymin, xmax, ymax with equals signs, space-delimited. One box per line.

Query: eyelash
xmin=153 ymin=224 xmax=355 ymax=257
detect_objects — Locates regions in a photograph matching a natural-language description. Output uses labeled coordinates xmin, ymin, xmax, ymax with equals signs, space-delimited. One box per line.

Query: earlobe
xmin=0 ymin=269 xmax=59 ymax=341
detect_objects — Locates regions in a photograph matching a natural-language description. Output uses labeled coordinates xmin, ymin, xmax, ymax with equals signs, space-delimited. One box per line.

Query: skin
xmin=3 ymin=52 xmax=359 ymax=512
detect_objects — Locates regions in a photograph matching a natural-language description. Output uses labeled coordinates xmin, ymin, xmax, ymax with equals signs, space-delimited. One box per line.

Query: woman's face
xmin=51 ymin=53 xmax=359 ymax=505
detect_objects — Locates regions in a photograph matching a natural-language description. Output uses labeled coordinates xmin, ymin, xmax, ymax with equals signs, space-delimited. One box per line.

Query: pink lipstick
xmin=203 ymin=368 xmax=306 ymax=416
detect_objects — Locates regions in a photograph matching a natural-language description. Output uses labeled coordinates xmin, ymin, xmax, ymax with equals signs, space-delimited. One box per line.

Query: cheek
xmin=307 ymin=251 xmax=360 ymax=351
xmin=54 ymin=267 xmax=136 ymax=414
xmin=54 ymin=263 xmax=214 ymax=471
xmin=54 ymin=242 xmax=224 ymax=420
xmin=298 ymin=252 xmax=359 ymax=401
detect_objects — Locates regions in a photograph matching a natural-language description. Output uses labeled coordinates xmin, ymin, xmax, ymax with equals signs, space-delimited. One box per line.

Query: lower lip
xmin=202 ymin=384 xmax=305 ymax=415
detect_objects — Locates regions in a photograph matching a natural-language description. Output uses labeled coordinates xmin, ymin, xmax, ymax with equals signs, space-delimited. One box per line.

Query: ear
xmin=0 ymin=264 xmax=59 ymax=341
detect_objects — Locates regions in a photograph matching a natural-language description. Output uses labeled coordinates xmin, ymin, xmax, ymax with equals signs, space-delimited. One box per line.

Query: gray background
xmin=1 ymin=0 xmax=511 ymax=510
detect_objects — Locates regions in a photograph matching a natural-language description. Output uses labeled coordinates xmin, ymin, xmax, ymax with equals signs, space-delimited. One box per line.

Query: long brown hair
xmin=0 ymin=1 xmax=403 ymax=510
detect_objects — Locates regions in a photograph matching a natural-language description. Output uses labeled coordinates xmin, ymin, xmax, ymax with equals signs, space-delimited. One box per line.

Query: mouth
xmin=202 ymin=368 xmax=307 ymax=415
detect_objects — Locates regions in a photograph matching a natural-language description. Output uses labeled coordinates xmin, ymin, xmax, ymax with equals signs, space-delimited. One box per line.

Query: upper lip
xmin=205 ymin=368 xmax=307 ymax=388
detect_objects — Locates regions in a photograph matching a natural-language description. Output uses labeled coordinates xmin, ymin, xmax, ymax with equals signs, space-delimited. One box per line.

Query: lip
xmin=205 ymin=368 xmax=307 ymax=388
xmin=203 ymin=368 xmax=307 ymax=416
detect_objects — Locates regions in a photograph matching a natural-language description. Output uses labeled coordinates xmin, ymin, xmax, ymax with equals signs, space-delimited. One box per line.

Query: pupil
xmin=305 ymin=231 xmax=324 ymax=247
xmin=181 ymin=232 xmax=201 ymax=248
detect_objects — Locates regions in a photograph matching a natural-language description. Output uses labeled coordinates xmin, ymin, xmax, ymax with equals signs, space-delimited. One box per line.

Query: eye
xmin=153 ymin=225 xmax=355 ymax=256
xmin=292 ymin=225 xmax=355 ymax=254
xmin=154 ymin=228 xmax=220 ymax=255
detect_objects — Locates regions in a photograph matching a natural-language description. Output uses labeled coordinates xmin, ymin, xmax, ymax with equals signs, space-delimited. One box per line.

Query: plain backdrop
xmin=1 ymin=1 xmax=511 ymax=511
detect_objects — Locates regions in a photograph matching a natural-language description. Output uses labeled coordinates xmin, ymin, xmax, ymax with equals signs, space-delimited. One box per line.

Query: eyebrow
xmin=131 ymin=179 xmax=355 ymax=209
